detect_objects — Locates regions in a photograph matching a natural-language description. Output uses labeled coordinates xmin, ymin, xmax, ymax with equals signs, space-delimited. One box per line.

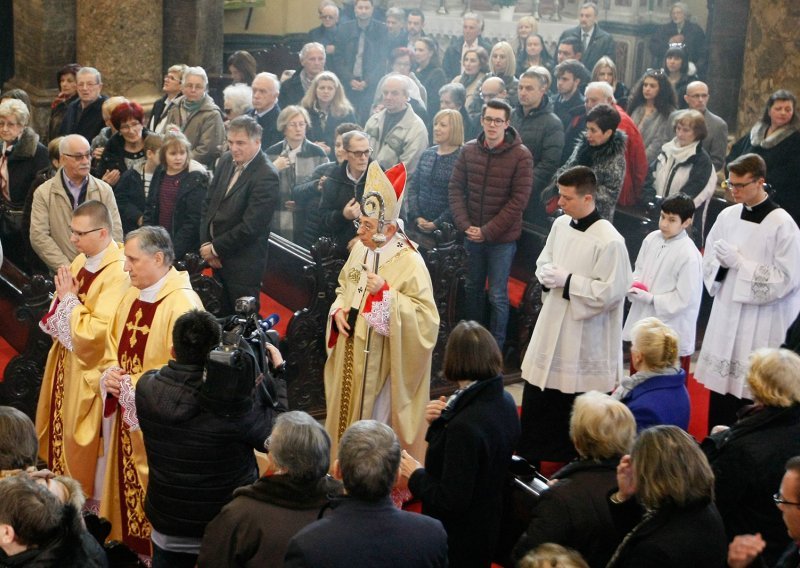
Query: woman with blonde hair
xmin=488 ymin=41 xmax=518 ymax=107
xmin=614 ymin=317 xmax=690 ymax=432
xmin=301 ymin=71 xmax=357 ymax=157
xmin=514 ymin=391 xmax=636 ymax=567
xmin=702 ymin=348 xmax=800 ymax=566
xmin=608 ymin=425 xmax=727 ymax=567
xmin=514 ymin=16 xmax=539 ymax=65
xmin=592 ymin=56 xmax=628 ymax=109
xmin=266 ymin=105 xmax=328 ymax=242
xmin=407 ymin=109 xmax=463 ymax=232
xmin=453 ymin=46 xmax=489 ymax=116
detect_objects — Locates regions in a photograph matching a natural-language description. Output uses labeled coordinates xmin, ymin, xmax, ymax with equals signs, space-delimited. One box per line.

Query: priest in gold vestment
xmin=324 ymin=162 xmax=439 ymax=458
xmin=94 ymin=226 xmax=202 ymax=555
xmin=36 ymin=201 xmax=129 ymax=499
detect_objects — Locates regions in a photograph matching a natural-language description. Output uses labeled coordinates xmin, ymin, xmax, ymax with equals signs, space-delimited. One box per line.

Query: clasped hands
xmin=538 ymin=264 xmax=569 ymax=289
xmin=199 ymin=242 xmax=222 ymax=269
xmin=713 ymin=239 xmax=742 ymax=269
xmin=54 ymin=266 xmax=79 ymax=300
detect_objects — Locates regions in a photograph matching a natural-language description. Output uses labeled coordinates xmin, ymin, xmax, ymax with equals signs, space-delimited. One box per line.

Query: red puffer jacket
xmin=448 ymin=127 xmax=534 ymax=243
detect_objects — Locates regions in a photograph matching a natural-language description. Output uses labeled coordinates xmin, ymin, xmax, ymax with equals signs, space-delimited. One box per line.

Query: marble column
xmin=8 ymin=0 xmax=77 ymax=135
xmin=164 ymin=0 xmax=224 ymax=75
xmin=734 ymin=0 xmax=800 ymax=136
xmin=76 ymin=0 xmax=163 ymax=107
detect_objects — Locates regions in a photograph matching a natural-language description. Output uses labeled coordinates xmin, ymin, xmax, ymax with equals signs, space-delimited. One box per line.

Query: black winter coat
xmin=409 ymin=376 xmax=521 ymax=568
xmin=94 ymin=129 xmax=150 ymax=181
xmin=318 ymin=160 xmax=369 ymax=252
xmin=143 ymin=163 xmax=208 ymax=260
xmin=293 ymin=160 xmax=339 ymax=249
xmin=510 ymin=97 xmax=565 ymax=208
xmin=113 ymin=166 xmax=147 ymax=236
xmin=513 ymin=458 xmax=621 ymax=567
xmin=59 ymin=95 xmax=108 ymax=141
xmin=5 ymin=127 xmax=49 ymax=208
xmin=727 ymin=121 xmax=800 ymax=224
xmin=702 ymin=405 xmax=800 ymax=567
xmin=135 ymin=360 xmax=283 ymax=539
xmin=607 ymin=496 xmax=727 ymax=568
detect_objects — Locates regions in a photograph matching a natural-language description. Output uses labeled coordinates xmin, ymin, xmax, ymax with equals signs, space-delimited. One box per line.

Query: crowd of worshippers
xmin=1 ymin=0 xmax=798 ymax=283
xmin=2 ymin=0 xmax=800 ymax=566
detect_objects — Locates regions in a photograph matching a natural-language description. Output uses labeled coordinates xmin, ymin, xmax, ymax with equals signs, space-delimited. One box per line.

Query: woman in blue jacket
xmin=614 ymin=317 xmax=690 ymax=432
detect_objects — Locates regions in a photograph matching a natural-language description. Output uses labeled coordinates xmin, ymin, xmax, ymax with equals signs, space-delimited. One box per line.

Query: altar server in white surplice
xmin=622 ymin=193 xmax=703 ymax=374
xmin=695 ymin=154 xmax=800 ymax=426
xmin=518 ymin=165 xmax=632 ymax=469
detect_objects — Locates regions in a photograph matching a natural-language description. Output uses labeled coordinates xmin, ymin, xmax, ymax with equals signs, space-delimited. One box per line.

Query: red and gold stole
xmin=115 ymin=297 xmax=163 ymax=556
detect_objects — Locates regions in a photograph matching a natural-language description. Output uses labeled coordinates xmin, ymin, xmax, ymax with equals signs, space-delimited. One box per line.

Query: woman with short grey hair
xmin=198 ymin=411 xmax=342 ymax=566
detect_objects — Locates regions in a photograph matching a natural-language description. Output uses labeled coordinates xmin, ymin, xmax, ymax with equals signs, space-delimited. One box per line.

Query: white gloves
xmin=539 ymin=265 xmax=569 ymax=289
xmin=627 ymin=287 xmax=654 ymax=304
xmin=713 ymin=239 xmax=742 ymax=269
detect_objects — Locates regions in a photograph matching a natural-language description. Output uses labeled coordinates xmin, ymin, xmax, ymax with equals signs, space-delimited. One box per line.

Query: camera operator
xmin=135 ymin=308 xmax=287 ymax=568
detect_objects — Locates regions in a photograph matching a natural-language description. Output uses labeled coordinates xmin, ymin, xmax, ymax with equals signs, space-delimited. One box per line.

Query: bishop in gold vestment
xmin=324 ymin=162 xmax=439 ymax=458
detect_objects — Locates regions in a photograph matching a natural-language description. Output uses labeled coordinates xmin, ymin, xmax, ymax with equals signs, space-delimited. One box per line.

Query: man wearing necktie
xmin=558 ymin=1 xmax=616 ymax=73
xmin=199 ymin=115 xmax=279 ymax=315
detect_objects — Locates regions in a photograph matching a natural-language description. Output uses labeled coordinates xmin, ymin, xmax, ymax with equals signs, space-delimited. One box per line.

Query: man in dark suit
xmin=284 ymin=420 xmax=448 ymax=568
xmin=332 ymin=0 xmax=388 ymax=122
xmin=200 ymin=115 xmax=278 ymax=315
xmin=442 ymin=12 xmax=493 ymax=80
xmin=59 ymin=67 xmax=108 ymax=141
xmin=558 ymin=2 xmax=616 ymax=72
xmin=248 ymin=72 xmax=282 ymax=151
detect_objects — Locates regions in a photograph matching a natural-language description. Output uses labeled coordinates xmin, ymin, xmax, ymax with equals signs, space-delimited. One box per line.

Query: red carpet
xmin=259 ymin=292 xmax=293 ymax=337
xmin=0 ymin=336 xmax=17 ymax=383
xmin=686 ymin=372 xmax=710 ymax=441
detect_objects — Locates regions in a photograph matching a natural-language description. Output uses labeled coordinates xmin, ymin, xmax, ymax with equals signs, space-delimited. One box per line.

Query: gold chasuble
xmin=97 ymin=267 xmax=202 ymax=554
xmin=324 ymin=237 xmax=439 ymax=459
xmin=36 ymin=242 xmax=129 ymax=497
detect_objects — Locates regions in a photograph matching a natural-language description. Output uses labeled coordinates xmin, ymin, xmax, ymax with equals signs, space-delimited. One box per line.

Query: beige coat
xmin=30 ymin=170 xmax=123 ymax=271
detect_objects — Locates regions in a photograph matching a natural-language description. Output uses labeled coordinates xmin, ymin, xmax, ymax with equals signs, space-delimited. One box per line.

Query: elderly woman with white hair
xmin=702 ymin=348 xmax=800 ymax=566
xmin=198 ymin=411 xmax=342 ymax=567
xmin=222 ymin=83 xmax=253 ymax=123
xmin=164 ymin=66 xmax=225 ymax=168
xmin=513 ymin=391 xmax=637 ymax=567
xmin=0 ymin=99 xmax=48 ymax=268
xmin=149 ymin=63 xmax=187 ymax=134
xmin=266 ymin=105 xmax=329 ymax=242
xmin=648 ymin=1 xmax=707 ymax=77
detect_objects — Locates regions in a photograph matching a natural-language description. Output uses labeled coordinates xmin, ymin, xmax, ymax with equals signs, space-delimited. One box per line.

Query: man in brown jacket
xmin=448 ymin=99 xmax=533 ymax=349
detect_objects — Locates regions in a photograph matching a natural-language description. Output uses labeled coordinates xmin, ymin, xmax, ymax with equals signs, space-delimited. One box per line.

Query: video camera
xmin=202 ymin=297 xmax=287 ymax=417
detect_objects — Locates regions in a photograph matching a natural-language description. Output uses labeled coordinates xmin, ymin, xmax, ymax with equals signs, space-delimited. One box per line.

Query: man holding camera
xmin=136 ymin=309 xmax=287 ymax=568
xmin=324 ymin=162 xmax=439 ymax=460
xmin=93 ymin=226 xmax=203 ymax=556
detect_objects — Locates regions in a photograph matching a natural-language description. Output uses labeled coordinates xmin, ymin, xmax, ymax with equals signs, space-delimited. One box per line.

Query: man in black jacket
xmin=200 ymin=115 xmax=279 ymax=315
xmin=318 ymin=130 xmax=372 ymax=255
xmin=558 ymin=2 xmax=616 ymax=72
xmin=136 ymin=309 xmax=287 ymax=568
xmin=332 ymin=0 xmax=388 ymax=122
xmin=441 ymin=12 xmax=493 ymax=80
xmin=59 ymin=67 xmax=107 ymax=142
xmin=511 ymin=66 xmax=565 ymax=223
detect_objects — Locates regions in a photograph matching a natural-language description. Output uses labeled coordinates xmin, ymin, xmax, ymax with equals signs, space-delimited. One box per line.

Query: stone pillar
xmin=734 ymin=0 xmax=800 ymax=137
xmin=164 ymin=0 xmax=224 ymax=75
xmin=8 ymin=0 xmax=77 ymax=135
xmin=75 ymin=0 xmax=163 ymax=107
xmin=704 ymin=0 xmax=748 ymax=133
